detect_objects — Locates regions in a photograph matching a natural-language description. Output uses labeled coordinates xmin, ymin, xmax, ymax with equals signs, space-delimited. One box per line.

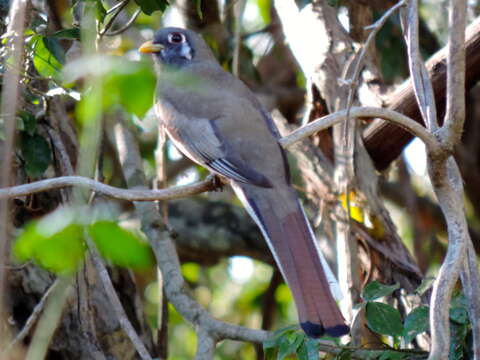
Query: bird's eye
xmin=168 ymin=32 xmax=185 ymax=44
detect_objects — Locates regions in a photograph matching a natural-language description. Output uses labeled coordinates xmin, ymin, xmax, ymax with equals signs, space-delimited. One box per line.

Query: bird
xmin=139 ymin=27 xmax=349 ymax=338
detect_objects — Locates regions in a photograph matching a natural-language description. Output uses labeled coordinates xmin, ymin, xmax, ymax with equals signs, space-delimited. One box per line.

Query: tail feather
xmin=232 ymin=182 xmax=349 ymax=338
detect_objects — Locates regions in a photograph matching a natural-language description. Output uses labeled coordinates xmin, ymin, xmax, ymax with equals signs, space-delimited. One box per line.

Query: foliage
xmin=263 ymin=281 xmax=473 ymax=359
xmin=14 ymin=207 xmax=154 ymax=273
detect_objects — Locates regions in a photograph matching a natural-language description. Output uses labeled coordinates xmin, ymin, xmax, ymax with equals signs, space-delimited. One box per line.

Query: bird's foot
xmin=209 ymin=174 xmax=227 ymax=192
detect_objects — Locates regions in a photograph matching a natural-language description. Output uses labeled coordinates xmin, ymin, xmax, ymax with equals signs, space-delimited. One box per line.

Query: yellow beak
xmin=139 ymin=40 xmax=164 ymax=54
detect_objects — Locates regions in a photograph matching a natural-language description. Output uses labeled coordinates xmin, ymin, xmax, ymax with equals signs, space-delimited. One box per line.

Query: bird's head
xmin=139 ymin=27 xmax=214 ymax=68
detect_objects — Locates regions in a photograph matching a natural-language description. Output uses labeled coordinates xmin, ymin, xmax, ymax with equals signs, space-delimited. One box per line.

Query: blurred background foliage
xmin=1 ymin=0 xmax=480 ymax=359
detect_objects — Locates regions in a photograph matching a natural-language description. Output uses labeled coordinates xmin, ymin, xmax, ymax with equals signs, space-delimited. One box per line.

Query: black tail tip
xmin=301 ymin=322 xmax=350 ymax=338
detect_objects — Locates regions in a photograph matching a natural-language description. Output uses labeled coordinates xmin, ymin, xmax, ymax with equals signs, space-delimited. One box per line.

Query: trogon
xmin=139 ymin=27 xmax=349 ymax=338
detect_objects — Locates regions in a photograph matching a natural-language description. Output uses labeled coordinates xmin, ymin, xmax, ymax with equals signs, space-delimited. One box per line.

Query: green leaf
xmin=366 ymin=302 xmax=404 ymax=337
xmin=263 ymin=326 xmax=297 ymax=350
xmin=89 ymin=221 xmax=154 ymax=269
xmin=362 ymin=281 xmax=399 ymax=301
xmin=21 ymin=133 xmax=52 ymax=178
xmin=403 ymin=305 xmax=429 ymax=343
xmin=182 ymin=262 xmax=200 ymax=283
xmin=134 ymin=0 xmax=169 ymax=15
xmin=297 ymin=338 xmax=320 ymax=360
xmin=18 ymin=110 xmax=36 ymax=135
xmin=378 ymin=351 xmax=408 ymax=360
xmin=44 ymin=36 xmax=65 ymax=64
xmin=52 ymin=28 xmax=81 ymax=40
xmin=257 ymin=0 xmax=271 ymax=24
xmin=450 ymin=307 xmax=469 ymax=325
xmin=111 ymin=62 xmax=156 ymax=118
xmin=14 ymin=209 xmax=86 ymax=273
xmin=450 ymin=294 xmax=469 ymax=325
xmin=66 ymin=56 xmax=156 ymax=119
xmin=95 ymin=0 xmax=107 ymax=23
xmin=449 ymin=322 xmax=468 ymax=360
xmin=33 ymin=36 xmax=64 ymax=78
xmin=276 ymin=332 xmax=303 ymax=360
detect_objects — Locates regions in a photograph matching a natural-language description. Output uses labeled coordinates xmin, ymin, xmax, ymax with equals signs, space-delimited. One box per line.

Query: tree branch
xmin=0 ymin=107 xmax=439 ymax=202
xmin=0 ymin=176 xmax=215 ymax=201
xmin=280 ymin=106 xmax=440 ymax=153
xmin=364 ymin=17 xmax=480 ymax=170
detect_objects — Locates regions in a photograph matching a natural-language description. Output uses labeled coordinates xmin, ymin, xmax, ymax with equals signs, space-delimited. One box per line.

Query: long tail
xmin=232 ymin=182 xmax=349 ymax=338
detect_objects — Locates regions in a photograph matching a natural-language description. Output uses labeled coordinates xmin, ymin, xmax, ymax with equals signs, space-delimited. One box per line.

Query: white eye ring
xmin=168 ymin=32 xmax=185 ymax=44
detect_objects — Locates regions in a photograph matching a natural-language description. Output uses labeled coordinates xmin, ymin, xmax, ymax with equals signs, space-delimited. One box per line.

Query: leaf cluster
xmin=14 ymin=206 xmax=155 ymax=274
xmin=263 ymin=281 xmax=473 ymax=359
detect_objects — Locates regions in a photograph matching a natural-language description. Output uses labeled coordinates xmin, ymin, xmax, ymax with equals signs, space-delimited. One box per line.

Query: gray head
xmin=139 ymin=27 xmax=216 ymax=68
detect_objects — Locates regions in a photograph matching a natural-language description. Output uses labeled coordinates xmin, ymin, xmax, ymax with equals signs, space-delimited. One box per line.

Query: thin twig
xmin=400 ymin=0 xmax=438 ymax=132
xmin=98 ymin=0 xmax=130 ymax=37
xmin=105 ymin=8 xmax=141 ymax=36
xmin=0 ymin=175 xmax=215 ymax=201
xmin=87 ymin=236 xmax=153 ymax=360
xmin=333 ymin=1 xmax=405 ymax=323
xmin=25 ymin=276 xmax=74 ymax=360
xmin=4 ymin=279 xmax=61 ymax=353
xmin=232 ymin=0 xmax=246 ymax=77
xmin=280 ymin=106 xmax=440 ymax=153
xmin=343 ymin=0 xmax=406 ymax=116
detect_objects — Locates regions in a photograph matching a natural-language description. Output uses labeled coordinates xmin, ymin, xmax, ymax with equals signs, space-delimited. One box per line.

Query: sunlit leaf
xmin=134 ymin=0 xmax=169 ymax=15
xmin=362 ymin=281 xmax=399 ymax=301
xmin=403 ymin=305 xmax=429 ymax=343
xmin=21 ymin=133 xmax=52 ymax=178
xmin=182 ymin=262 xmax=201 ymax=283
xmin=366 ymin=302 xmax=403 ymax=337
xmin=95 ymin=0 xmax=107 ymax=23
xmin=32 ymin=36 xmax=64 ymax=78
xmin=14 ymin=209 xmax=86 ymax=273
xmin=257 ymin=0 xmax=271 ymax=24
xmin=110 ymin=63 xmax=156 ymax=118
xmin=65 ymin=56 xmax=156 ymax=119
xmin=89 ymin=221 xmax=154 ymax=269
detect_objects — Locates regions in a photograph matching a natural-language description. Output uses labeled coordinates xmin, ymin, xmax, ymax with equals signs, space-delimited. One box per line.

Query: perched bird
xmin=139 ymin=27 xmax=349 ymax=338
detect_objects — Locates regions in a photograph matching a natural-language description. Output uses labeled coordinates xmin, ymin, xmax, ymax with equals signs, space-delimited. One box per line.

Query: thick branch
xmin=364 ymin=17 xmax=480 ymax=170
